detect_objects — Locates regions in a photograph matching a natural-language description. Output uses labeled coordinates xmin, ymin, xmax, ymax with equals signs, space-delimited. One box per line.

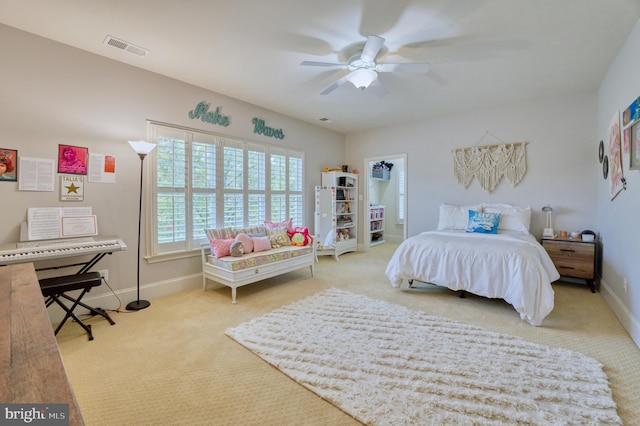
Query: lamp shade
xmin=541 ymin=205 xmax=554 ymax=237
xmin=128 ymin=140 xmax=156 ymax=156
xmin=346 ymin=68 xmax=378 ymax=89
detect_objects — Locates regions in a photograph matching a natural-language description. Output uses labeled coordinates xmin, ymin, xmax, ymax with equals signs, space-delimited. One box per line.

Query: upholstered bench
xmin=201 ymin=226 xmax=315 ymax=303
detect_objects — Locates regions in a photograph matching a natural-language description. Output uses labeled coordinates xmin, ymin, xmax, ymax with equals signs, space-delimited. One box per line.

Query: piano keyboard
xmin=0 ymin=238 xmax=127 ymax=265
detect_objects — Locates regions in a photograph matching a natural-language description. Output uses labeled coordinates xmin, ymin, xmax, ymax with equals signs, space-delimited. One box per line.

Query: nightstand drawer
xmin=553 ymin=259 xmax=594 ymax=279
xmin=542 ymin=240 xmax=594 ymax=260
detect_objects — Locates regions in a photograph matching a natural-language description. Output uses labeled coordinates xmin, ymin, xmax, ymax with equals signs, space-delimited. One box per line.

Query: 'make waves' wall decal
xmin=187 ymin=101 xmax=286 ymax=140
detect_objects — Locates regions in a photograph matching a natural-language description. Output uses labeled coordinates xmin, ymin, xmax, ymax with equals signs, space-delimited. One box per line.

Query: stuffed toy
xmin=290 ymin=227 xmax=311 ymax=246
xmin=269 ymin=232 xmax=290 ymax=248
xmin=230 ymin=241 xmax=244 ymax=257
xmin=337 ymin=229 xmax=350 ymax=241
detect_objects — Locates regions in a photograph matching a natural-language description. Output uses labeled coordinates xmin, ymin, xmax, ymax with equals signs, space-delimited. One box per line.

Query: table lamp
xmin=542 ymin=205 xmax=554 ymax=239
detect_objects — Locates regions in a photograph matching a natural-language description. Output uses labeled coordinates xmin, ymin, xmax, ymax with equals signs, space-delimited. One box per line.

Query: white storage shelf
xmin=369 ymin=205 xmax=385 ymax=246
xmin=315 ymin=172 xmax=358 ymax=261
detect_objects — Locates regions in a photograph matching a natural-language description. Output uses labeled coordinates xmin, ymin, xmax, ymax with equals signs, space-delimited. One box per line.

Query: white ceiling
xmin=1 ymin=0 xmax=639 ymax=134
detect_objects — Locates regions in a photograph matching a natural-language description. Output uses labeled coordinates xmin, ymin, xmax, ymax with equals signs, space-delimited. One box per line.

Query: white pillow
xmin=482 ymin=203 xmax=531 ymax=233
xmin=437 ymin=204 xmax=483 ymax=230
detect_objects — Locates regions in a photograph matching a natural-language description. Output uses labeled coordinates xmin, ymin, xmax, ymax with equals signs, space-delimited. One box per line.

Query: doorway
xmin=363 ymin=154 xmax=407 ymax=251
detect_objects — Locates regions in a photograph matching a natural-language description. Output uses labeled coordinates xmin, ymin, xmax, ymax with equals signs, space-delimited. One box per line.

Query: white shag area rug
xmin=225 ymin=288 xmax=621 ymax=425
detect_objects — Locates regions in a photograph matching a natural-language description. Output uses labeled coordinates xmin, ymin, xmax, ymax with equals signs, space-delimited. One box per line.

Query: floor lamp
xmin=126 ymin=140 xmax=156 ymax=311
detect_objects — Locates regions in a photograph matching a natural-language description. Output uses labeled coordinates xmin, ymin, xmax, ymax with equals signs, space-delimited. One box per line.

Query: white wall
xmin=0 ymin=25 xmax=344 ymax=308
xmin=346 ymin=92 xmax=598 ymax=244
xmin=597 ymin=19 xmax=640 ymax=346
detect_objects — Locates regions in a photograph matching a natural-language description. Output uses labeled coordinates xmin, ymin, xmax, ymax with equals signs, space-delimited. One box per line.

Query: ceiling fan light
xmin=346 ymin=68 xmax=378 ymax=89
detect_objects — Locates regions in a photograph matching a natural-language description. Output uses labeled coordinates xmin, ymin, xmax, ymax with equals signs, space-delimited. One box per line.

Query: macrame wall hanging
xmin=452 ymin=132 xmax=528 ymax=192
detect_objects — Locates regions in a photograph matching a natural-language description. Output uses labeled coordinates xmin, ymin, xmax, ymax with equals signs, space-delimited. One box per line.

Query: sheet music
xmin=28 ymin=208 xmax=63 ymax=240
xmin=27 ymin=207 xmax=93 ymax=241
xmin=61 ymin=215 xmax=98 ymax=237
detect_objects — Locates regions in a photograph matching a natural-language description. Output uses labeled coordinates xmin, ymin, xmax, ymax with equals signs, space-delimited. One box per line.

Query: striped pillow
xmin=206 ymin=228 xmax=236 ymax=240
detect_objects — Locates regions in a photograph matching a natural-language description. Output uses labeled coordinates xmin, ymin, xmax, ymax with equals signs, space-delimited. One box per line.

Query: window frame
xmin=144 ymin=121 xmax=304 ymax=262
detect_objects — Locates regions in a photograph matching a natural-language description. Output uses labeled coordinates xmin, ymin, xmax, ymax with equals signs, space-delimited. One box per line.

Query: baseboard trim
xmin=46 ymin=273 xmax=202 ymax=324
xmin=385 ymin=235 xmax=403 ymax=243
xmin=600 ymin=277 xmax=640 ymax=350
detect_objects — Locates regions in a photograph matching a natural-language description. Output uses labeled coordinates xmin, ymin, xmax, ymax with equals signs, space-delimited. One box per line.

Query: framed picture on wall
xmin=631 ymin=121 xmax=640 ymax=170
xmin=0 ymin=148 xmax=18 ymax=182
xmin=58 ymin=144 xmax=88 ymax=175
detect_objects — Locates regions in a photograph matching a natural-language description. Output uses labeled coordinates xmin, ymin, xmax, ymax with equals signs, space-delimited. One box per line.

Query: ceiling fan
xmin=301 ymin=35 xmax=431 ymax=96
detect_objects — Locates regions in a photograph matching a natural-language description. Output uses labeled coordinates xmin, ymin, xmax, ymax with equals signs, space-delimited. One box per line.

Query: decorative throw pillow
xmin=229 ymin=241 xmax=244 ymax=257
xmin=252 ymin=236 xmax=272 ymax=252
xmin=482 ymin=204 xmax=531 ymax=233
xmin=466 ymin=210 xmax=501 ymax=234
xmin=241 ymin=226 xmax=268 ymax=236
xmin=205 ymin=227 xmax=236 ymax=240
xmin=437 ymin=204 xmax=483 ymax=230
xmin=235 ymin=233 xmax=253 ymax=253
xmin=210 ymin=238 xmax=235 ymax=258
xmin=267 ymin=226 xmax=291 ymax=248
xmin=264 ymin=218 xmax=294 ymax=233
xmin=290 ymin=227 xmax=311 ymax=246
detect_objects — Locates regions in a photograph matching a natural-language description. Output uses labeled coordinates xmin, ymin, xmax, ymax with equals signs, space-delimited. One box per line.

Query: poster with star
xmin=60 ymin=175 xmax=84 ymax=201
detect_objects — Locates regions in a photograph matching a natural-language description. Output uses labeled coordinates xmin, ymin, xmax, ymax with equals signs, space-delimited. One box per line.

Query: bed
xmin=385 ymin=203 xmax=560 ymax=326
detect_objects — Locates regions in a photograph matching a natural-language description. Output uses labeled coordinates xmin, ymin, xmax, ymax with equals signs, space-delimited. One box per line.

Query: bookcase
xmin=369 ymin=205 xmax=385 ymax=246
xmin=315 ymin=172 xmax=358 ymax=260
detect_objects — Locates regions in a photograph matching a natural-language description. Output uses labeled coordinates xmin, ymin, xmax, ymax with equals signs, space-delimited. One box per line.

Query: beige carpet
xmin=227 ymin=288 xmax=621 ymax=425
xmin=55 ymin=243 xmax=640 ymax=425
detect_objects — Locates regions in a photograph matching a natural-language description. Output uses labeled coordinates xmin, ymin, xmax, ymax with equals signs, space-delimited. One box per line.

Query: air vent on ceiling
xmin=103 ymin=35 xmax=149 ymax=57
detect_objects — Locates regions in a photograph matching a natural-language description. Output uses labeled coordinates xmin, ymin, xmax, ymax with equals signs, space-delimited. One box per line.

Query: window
xmin=148 ymin=122 xmax=304 ymax=257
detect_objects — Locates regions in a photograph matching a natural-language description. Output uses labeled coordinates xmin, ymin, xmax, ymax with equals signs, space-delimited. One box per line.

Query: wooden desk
xmin=0 ymin=263 xmax=84 ymax=425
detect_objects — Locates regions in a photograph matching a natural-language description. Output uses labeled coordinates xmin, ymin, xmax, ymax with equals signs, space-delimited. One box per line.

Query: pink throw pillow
xmin=210 ymin=238 xmax=234 ymax=258
xmin=252 ymin=236 xmax=272 ymax=253
xmin=264 ymin=218 xmax=293 ymax=233
xmin=235 ymin=233 xmax=253 ymax=253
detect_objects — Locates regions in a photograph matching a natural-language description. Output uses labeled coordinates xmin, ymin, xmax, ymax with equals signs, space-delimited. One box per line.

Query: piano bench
xmin=39 ymin=272 xmax=115 ymax=341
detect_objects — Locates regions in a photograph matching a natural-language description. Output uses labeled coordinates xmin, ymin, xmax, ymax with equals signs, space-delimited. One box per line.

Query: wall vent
xmin=103 ymin=35 xmax=149 ymax=57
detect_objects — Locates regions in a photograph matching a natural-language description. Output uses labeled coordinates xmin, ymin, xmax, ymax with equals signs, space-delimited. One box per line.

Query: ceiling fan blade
xmin=301 ymin=61 xmax=347 ymax=69
xmin=361 ymin=35 xmax=385 ymax=62
xmin=320 ymin=75 xmax=349 ymax=95
xmin=376 ymin=63 xmax=430 ymax=73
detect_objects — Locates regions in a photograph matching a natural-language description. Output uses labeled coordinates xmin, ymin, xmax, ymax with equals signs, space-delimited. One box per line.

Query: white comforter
xmin=385 ymin=230 xmax=560 ymax=326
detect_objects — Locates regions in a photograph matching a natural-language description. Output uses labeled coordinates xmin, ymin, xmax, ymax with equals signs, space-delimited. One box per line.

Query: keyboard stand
xmin=39 ymin=272 xmax=115 ymax=341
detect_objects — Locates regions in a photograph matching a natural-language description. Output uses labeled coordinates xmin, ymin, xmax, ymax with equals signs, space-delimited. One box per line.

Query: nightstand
xmin=542 ymin=238 xmax=597 ymax=292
